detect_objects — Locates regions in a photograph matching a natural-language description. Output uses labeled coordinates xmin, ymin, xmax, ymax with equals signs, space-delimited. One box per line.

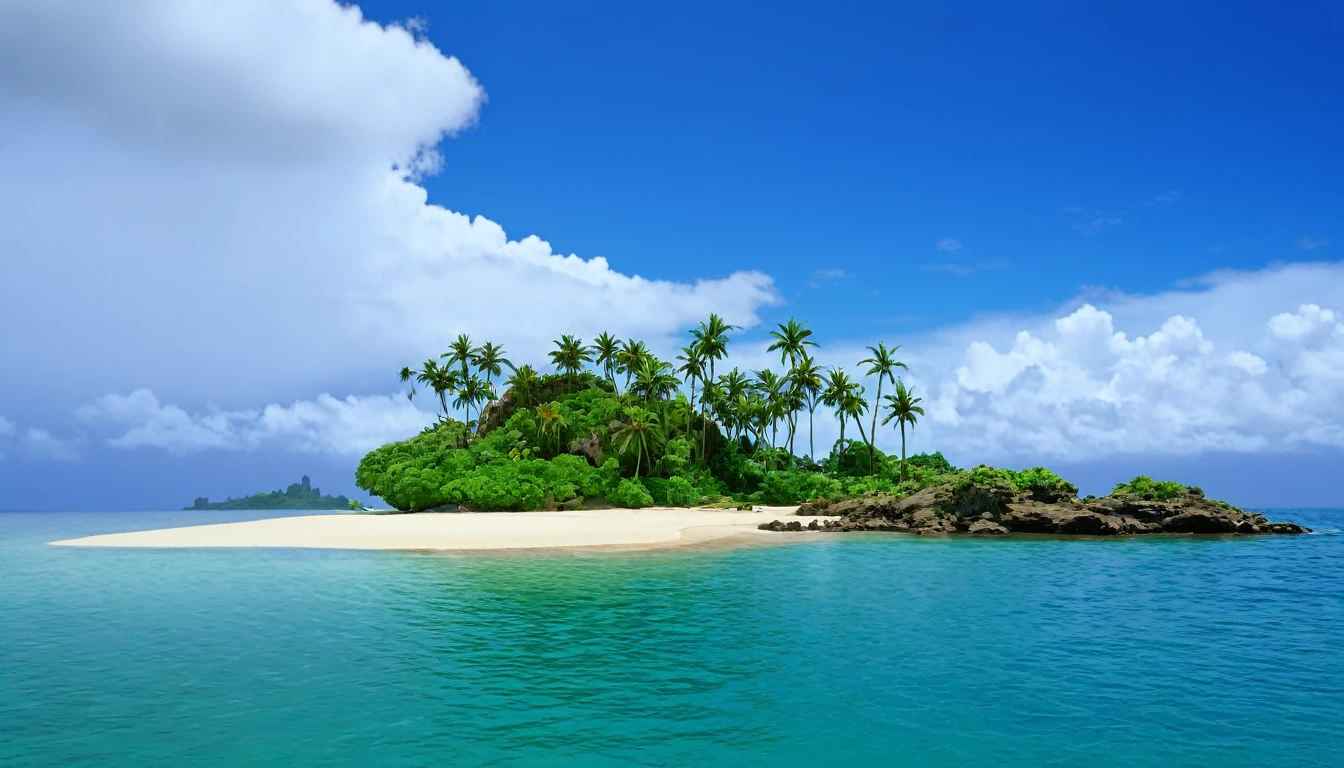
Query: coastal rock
xmin=799 ymin=480 xmax=1310 ymax=538
xmin=967 ymin=520 xmax=1008 ymax=535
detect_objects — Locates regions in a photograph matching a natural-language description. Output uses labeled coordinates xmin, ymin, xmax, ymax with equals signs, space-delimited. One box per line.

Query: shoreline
xmin=49 ymin=507 xmax=830 ymax=553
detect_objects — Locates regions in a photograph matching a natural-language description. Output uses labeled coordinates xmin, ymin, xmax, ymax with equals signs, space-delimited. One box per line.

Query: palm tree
xmin=506 ymin=364 xmax=541 ymax=408
xmin=822 ymin=368 xmax=857 ymax=455
xmin=841 ymin=384 xmax=871 ymax=464
xmin=549 ymin=334 xmax=592 ymax=393
xmin=767 ymin=317 xmax=817 ymax=367
xmin=859 ymin=343 xmax=907 ymax=475
xmin=790 ymin=354 xmax=824 ymax=460
xmin=411 ymin=359 xmax=460 ymax=418
xmin=675 ymin=344 xmax=706 ymax=443
xmin=716 ymin=368 xmax=750 ymax=442
xmin=616 ymin=338 xmax=650 ymax=392
xmin=471 ymin=341 xmax=513 ymax=391
xmin=453 ymin=373 xmax=489 ymax=431
xmin=693 ymin=313 xmax=736 ymax=383
xmin=881 ymin=380 xmax=925 ymax=482
xmin=536 ymin=401 xmax=567 ymax=456
xmin=612 ymin=406 xmax=664 ymax=478
xmin=632 ymin=357 xmax=679 ymax=408
xmin=398 ymin=365 xmax=417 ymax=401
xmin=592 ymin=332 xmax=621 ymax=390
xmin=442 ymin=333 xmax=475 ymax=378
xmin=753 ymin=369 xmax=787 ymax=449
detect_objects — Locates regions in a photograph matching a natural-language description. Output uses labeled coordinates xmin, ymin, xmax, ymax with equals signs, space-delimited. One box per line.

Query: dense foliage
xmin=357 ymin=319 xmax=1208 ymax=512
xmin=1111 ymin=475 xmax=1201 ymax=501
xmin=186 ymin=476 xmax=354 ymax=511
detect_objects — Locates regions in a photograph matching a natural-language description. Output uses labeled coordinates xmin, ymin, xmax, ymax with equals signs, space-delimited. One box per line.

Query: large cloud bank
xmin=0 ymin=0 xmax=777 ymax=409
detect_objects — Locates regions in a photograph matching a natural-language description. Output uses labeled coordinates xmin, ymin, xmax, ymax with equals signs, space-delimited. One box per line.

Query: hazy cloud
xmin=936 ymin=238 xmax=964 ymax=254
xmin=76 ymin=389 xmax=436 ymax=457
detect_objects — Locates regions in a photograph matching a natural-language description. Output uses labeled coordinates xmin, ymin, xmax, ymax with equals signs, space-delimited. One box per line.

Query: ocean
xmin=2 ymin=508 xmax=1341 ymax=766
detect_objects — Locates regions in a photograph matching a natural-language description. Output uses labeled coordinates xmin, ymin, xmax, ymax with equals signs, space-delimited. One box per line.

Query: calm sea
xmin=2 ymin=508 xmax=1341 ymax=767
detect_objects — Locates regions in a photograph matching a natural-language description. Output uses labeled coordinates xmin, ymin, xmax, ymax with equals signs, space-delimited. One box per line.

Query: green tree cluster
xmin=362 ymin=318 xmax=1161 ymax=511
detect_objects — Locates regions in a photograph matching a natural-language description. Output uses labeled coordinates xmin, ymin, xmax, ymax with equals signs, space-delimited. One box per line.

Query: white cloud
xmin=936 ymin=238 xmax=963 ymax=254
xmin=906 ymin=267 xmax=1344 ymax=462
xmin=1269 ymin=304 xmax=1337 ymax=340
xmin=0 ymin=415 xmax=13 ymax=438
xmin=0 ymin=0 xmax=779 ymax=410
xmin=1150 ymin=190 xmax=1184 ymax=204
xmin=76 ymin=388 xmax=436 ymax=457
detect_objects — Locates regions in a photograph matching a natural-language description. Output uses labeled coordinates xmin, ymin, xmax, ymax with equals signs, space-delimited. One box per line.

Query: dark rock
xmin=807 ymin=519 xmax=820 ymax=531
xmin=967 ymin=519 xmax=1008 ymax=535
xmin=822 ymin=479 xmax=1309 ymax=538
xmin=567 ymin=432 xmax=603 ymax=466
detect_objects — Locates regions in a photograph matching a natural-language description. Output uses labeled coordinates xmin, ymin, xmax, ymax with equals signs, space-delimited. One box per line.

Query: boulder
xmin=822 ymin=478 xmax=1309 ymax=538
xmin=567 ymin=432 xmax=603 ymax=465
xmin=967 ymin=519 xmax=1008 ymax=535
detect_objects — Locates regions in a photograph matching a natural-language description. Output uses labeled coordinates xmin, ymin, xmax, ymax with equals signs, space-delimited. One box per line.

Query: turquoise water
xmin=2 ymin=509 xmax=1342 ymax=767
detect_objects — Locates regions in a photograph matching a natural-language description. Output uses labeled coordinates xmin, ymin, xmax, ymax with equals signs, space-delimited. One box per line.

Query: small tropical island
xmin=61 ymin=314 xmax=1306 ymax=551
xmin=185 ymin=475 xmax=357 ymax=511
xmin=351 ymin=315 xmax=1308 ymax=537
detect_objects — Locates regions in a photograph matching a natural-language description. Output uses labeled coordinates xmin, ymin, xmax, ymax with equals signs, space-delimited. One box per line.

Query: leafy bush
xmin=664 ymin=476 xmax=698 ymax=507
xmin=1013 ymin=467 xmax=1078 ymax=501
xmin=609 ymin=478 xmax=655 ymax=508
xmin=1111 ymin=476 xmax=1194 ymax=501
xmin=760 ymin=470 xmax=840 ymax=505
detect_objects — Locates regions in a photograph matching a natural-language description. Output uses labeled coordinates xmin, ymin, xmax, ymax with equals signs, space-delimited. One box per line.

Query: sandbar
xmin=50 ymin=507 xmax=828 ymax=552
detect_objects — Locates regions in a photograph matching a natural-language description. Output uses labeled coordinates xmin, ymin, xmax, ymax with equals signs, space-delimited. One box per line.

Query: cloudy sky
xmin=1 ymin=1 xmax=1340 ymax=509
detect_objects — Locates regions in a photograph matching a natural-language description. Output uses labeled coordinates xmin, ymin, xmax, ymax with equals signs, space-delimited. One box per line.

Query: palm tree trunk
xmin=807 ymin=405 xmax=815 ymax=460
xmin=900 ymin=422 xmax=907 ymax=482
xmin=634 ymin=446 xmax=641 ymax=478
xmin=838 ymin=415 xmax=846 ymax=458
xmin=869 ymin=379 xmax=884 ymax=476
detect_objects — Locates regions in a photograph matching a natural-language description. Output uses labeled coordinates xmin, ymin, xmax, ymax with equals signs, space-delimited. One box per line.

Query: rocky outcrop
xmin=776 ymin=482 xmax=1310 ymax=537
xmin=568 ymin=432 xmax=603 ymax=466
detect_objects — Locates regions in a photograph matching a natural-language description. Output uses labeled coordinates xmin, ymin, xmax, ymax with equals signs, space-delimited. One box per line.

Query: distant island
xmin=186 ymin=476 xmax=357 ymax=511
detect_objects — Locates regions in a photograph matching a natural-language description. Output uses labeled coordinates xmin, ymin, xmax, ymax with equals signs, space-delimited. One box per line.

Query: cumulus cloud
xmin=0 ymin=0 xmax=778 ymax=410
xmin=75 ymin=389 xmax=436 ymax=457
xmin=936 ymin=238 xmax=964 ymax=254
xmin=913 ymin=287 xmax=1344 ymax=462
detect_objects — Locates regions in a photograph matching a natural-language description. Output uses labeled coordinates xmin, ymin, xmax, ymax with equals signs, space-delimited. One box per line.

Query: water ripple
xmin=1 ymin=509 xmax=1342 ymax=766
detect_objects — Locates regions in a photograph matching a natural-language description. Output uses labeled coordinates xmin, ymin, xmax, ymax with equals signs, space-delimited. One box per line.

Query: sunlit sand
xmin=51 ymin=507 xmax=828 ymax=552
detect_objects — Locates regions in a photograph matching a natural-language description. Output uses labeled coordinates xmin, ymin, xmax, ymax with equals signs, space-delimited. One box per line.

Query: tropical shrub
xmin=1111 ymin=476 xmax=1196 ymax=501
xmin=609 ymin=478 xmax=655 ymax=508
xmin=664 ymin=476 xmax=698 ymax=507
xmin=759 ymin=471 xmax=840 ymax=505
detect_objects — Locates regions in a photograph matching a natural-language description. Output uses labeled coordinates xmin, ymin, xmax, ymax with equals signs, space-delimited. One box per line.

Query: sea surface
xmin=2 ymin=508 xmax=1342 ymax=767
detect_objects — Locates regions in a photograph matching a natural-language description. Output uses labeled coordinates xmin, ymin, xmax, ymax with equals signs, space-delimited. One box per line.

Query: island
xmin=185 ymin=475 xmax=356 ymax=511
xmin=62 ymin=317 xmax=1307 ymax=551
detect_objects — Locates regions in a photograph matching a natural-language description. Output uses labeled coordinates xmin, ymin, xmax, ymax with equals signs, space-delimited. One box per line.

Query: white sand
xmin=50 ymin=507 xmax=830 ymax=552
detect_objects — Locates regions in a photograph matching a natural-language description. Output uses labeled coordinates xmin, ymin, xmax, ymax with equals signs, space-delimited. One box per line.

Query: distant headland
xmin=186 ymin=476 xmax=356 ymax=511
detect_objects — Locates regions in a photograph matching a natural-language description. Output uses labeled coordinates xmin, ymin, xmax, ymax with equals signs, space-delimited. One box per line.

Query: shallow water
xmin=3 ymin=508 xmax=1342 ymax=766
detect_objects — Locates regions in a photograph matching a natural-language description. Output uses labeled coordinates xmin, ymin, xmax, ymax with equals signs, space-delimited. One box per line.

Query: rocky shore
xmin=760 ymin=480 xmax=1310 ymax=536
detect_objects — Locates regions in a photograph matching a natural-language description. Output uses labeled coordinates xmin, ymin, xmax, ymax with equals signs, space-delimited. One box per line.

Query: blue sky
xmin=396 ymin=0 xmax=1340 ymax=328
xmin=1 ymin=1 xmax=1341 ymax=509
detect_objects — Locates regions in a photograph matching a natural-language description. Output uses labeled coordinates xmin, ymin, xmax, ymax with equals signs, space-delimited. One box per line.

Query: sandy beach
xmin=50 ymin=507 xmax=827 ymax=552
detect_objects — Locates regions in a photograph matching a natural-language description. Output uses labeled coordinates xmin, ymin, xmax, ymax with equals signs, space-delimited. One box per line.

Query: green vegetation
xmin=356 ymin=317 xmax=1212 ymax=513
xmin=1111 ymin=475 xmax=1202 ymax=501
xmin=187 ymin=476 xmax=354 ymax=511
